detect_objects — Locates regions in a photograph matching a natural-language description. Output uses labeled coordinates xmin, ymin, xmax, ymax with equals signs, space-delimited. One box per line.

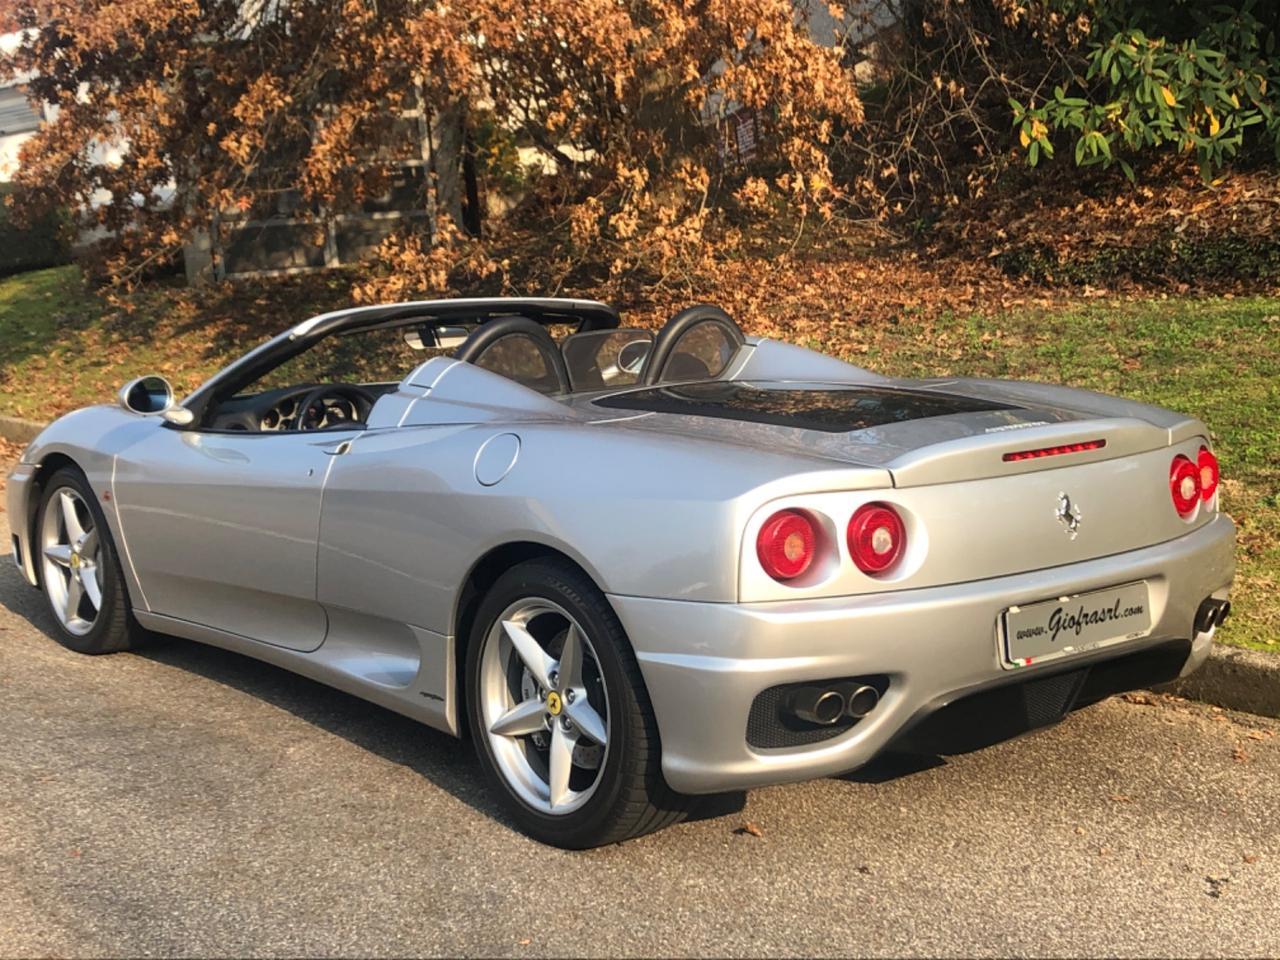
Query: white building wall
xmin=0 ymin=31 xmax=38 ymax=181
xmin=0 ymin=130 xmax=30 ymax=181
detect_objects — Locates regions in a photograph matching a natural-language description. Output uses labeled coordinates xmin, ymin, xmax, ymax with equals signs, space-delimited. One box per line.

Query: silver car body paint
xmin=7 ymin=305 xmax=1235 ymax=793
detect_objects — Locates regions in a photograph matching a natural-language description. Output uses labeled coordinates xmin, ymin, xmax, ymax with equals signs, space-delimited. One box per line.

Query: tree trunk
xmin=433 ymin=98 xmax=466 ymax=234
xmin=462 ymin=123 xmax=482 ymax=238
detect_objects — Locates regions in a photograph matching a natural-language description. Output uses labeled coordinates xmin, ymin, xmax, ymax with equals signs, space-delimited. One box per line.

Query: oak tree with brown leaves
xmin=1 ymin=0 xmax=864 ymax=294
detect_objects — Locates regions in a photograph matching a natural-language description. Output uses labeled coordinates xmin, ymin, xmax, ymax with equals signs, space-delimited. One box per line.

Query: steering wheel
xmin=294 ymin=384 xmax=376 ymax=431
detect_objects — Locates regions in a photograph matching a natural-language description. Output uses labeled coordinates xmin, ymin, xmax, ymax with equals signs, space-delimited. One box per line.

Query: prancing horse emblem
xmin=1055 ymin=492 xmax=1082 ymax=539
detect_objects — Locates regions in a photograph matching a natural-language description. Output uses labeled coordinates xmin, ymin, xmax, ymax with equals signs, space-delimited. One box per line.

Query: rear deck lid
xmin=592 ymin=380 xmax=1025 ymax=434
xmin=594 ymin=380 xmax=1213 ymax=588
xmin=591 ymin=380 xmax=1177 ymax=483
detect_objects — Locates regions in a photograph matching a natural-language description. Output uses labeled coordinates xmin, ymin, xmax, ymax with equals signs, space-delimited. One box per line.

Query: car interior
xmin=200 ymin=305 xmax=747 ymax=433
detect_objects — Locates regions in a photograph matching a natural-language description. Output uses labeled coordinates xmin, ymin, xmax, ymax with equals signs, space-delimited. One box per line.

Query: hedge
xmin=0 ymin=182 xmax=71 ymax=277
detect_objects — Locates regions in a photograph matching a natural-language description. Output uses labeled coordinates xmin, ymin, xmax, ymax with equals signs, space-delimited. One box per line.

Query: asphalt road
xmin=2 ymin=513 xmax=1279 ymax=958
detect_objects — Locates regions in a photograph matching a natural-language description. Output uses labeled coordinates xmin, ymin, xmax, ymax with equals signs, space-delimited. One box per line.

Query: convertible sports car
xmin=8 ymin=298 xmax=1235 ymax=848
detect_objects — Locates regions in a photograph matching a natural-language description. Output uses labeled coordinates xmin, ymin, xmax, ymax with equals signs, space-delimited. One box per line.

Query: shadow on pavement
xmin=0 ymin=553 xmax=746 ymax=834
xmin=836 ymin=751 xmax=947 ymax=784
xmin=137 ymin=636 xmax=749 ymax=830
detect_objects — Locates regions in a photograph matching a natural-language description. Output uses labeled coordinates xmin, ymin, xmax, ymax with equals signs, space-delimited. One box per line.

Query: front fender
xmin=12 ymin=406 xmax=165 ymax=608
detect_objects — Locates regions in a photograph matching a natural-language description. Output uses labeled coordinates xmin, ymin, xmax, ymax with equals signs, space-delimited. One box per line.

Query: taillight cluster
xmin=1170 ymin=445 xmax=1220 ymax=517
xmin=756 ymin=510 xmax=816 ymax=581
xmin=756 ymin=503 xmax=907 ymax=583
xmin=1197 ymin=446 xmax=1220 ymax=501
xmin=847 ymin=503 xmax=905 ymax=574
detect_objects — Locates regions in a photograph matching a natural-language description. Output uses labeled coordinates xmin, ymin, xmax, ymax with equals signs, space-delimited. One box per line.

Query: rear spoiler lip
xmin=885 ymin=415 xmax=1207 ymax=489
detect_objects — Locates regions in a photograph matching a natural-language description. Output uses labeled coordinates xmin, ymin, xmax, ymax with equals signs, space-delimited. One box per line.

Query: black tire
xmin=465 ymin=557 xmax=689 ymax=848
xmin=34 ymin=466 xmax=149 ymax=655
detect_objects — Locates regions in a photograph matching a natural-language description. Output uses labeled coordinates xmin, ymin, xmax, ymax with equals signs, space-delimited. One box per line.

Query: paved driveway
xmin=1 ymin=513 xmax=1278 ymax=957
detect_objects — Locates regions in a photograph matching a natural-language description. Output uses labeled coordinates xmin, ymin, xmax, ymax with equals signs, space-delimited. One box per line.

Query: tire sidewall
xmin=35 ymin=468 xmax=128 ymax=653
xmin=466 ymin=560 xmax=640 ymax=848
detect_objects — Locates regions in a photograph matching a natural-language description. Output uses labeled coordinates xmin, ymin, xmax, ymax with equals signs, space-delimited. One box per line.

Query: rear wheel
xmin=466 ymin=558 xmax=688 ymax=848
xmin=36 ymin=467 xmax=147 ymax=654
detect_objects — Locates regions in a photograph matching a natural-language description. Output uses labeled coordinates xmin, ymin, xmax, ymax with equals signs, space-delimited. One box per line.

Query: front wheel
xmin=465 ymin=558 xmax=688 ymax=848
xmin=35 ymin=466 xmax=148 ymax=655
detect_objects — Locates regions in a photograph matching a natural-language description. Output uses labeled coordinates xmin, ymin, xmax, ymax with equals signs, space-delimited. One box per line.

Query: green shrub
xmin=0 ymin=183 xmax=71 ymax=277
xmin=996 ymin=234 xmax=1280 ymax=285
xmin=1010 ymin=0 xmax=1280 ymax=179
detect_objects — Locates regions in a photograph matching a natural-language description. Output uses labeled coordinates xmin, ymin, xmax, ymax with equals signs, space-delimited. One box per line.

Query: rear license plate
xmin=1001 ymin=581 xmax=1152 ymax=668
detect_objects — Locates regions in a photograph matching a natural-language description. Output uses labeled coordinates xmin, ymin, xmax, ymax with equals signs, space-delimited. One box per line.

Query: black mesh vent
xmin=748 ymin=641 xmax=1193 ymax=758
xmin=747 ymin=687 xmax=855 ymax=749
xmin=1021 ymin=670 xmax=1087 ymax=726
xmin=890 ymin=668 xmax=1088 ymax=756
xmin=887 ymin=643 xmax=1193 ymax=758
xmin=746 ymin=676 xmax=890 ymax=750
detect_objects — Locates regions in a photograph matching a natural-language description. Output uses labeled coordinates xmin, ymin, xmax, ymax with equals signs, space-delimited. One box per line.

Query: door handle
xmin=323 ymin=440 xmax=352 ymax=456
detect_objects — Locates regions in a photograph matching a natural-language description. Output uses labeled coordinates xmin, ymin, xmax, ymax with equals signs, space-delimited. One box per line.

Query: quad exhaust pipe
xmin=1194 ymin=597 xmax=1232 ymax=635
xmin=790 ymin=687 xmax=847 ymax=725
xmin=843 ymin=683 xmax=881 ymax=719
xmin=789 ymin=682 xmax=882 ymax=726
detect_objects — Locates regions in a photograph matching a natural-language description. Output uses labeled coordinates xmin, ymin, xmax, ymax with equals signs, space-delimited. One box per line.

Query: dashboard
xmin=207 ymin=383 xmax=394 ymax=432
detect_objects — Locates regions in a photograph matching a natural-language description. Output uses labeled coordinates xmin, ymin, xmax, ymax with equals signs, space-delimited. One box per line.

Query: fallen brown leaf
xmin=735 ymin=821 xmax=764 ymax=838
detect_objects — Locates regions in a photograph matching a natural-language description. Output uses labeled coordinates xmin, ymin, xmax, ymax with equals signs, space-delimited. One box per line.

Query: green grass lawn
xmin=1 ymin=265 xmax=1276 ymax=649
xmin=0 ymin=265 xmax=307 ymax=414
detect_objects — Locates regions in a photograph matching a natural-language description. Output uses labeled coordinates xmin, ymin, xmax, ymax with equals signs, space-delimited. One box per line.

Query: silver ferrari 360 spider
xmin=8 ymin=298 xmax=1235 ymax=847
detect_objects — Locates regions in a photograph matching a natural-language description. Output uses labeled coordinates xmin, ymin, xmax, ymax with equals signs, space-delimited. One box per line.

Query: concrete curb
xmin=0 ymin=415 xmax=44 ymax=446
xmin=1159 ymin=644 xmax=1280 ymax=719
xmin=0 ymin=414 xmax=1276 ymax=717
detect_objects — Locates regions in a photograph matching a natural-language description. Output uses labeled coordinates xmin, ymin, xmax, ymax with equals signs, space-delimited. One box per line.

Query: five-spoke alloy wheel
xmin=40 ymin=486 xmax=103 ymax=636
xmin=466 ymin=558 xmax=687 ymax=848
xmin=479 ymin=598 xmax=611 ymax=815
xmin=35 ymin=467 xmax=145 ymax=655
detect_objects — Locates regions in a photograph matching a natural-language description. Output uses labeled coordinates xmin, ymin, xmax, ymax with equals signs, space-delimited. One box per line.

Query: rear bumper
xmin=611 ymin=514 xmax=1235 ymax=794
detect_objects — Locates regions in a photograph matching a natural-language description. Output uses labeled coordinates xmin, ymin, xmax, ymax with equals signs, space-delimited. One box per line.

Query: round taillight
xmin=847 ymin=503 xmax=906 ymax=575
xmin=1170 ymin=455 xmax=1200 ymax=517
xmin=1197 ymin=446 xmax=1219 ymax=503
xmin=756 ymin=510 xmax=816 ymax=581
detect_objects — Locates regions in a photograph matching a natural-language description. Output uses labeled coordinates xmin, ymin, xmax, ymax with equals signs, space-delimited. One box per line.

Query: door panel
xmin=113 ymin=427 xmax=359 ymax=651
xmin=315 ymin=424 xmax=471 ymax=636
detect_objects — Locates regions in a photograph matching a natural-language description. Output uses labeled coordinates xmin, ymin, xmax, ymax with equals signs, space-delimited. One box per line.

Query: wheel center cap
xmin=69 ymin=551 xmax=81 ymax=571
xmin=545 ymin=691 xmax=563 ymax=716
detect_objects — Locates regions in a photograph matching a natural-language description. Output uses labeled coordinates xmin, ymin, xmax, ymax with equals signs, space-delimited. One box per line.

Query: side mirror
xmin=118 ymin=376 xmax=194 ymax=425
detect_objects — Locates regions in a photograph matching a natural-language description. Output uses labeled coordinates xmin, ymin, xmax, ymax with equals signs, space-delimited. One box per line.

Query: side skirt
xmin=134 ymin=610 xmax=459 ymax=736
